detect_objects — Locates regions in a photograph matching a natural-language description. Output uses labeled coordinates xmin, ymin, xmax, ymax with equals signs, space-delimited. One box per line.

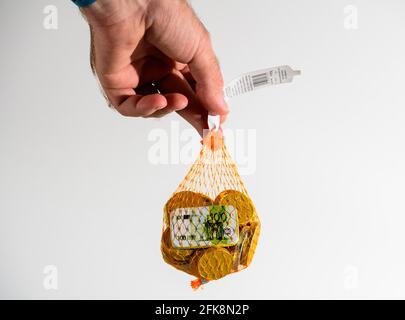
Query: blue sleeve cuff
xmin=72 ymin=0 xmax=96 ymax=7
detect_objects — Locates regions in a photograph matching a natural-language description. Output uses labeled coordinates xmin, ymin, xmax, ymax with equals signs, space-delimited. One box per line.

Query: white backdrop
xmin=1 ymin=0 xmax=405 ymax=299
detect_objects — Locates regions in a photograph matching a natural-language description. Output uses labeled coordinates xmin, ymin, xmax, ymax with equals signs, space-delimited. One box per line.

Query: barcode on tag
xmin=224 ymin=65 xmax=301 ymax=99
xmin=251 ymin=72 xmax=269 ymax=88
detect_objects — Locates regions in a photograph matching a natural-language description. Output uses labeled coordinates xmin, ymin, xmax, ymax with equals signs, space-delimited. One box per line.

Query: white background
xmin=1 ymin=0 xmax=405 ymax=299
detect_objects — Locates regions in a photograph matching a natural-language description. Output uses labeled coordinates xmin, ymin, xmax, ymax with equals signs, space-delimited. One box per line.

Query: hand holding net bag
xmin=161 ymin=116 xmax=260 ymax=289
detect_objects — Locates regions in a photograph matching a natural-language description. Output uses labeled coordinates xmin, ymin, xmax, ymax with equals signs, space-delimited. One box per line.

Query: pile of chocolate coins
xmin=161 ymin=190 xmax=260 ymax=286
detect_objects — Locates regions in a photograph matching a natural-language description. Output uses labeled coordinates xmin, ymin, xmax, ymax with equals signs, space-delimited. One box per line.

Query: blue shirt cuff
xmin=72 ymin=0 xmax=96 ymax=7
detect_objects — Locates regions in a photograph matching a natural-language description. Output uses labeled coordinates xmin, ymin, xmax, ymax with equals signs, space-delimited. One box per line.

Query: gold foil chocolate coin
xmin=197 ymin=247 xmax=233 ymax=280
xmin=215 ymin=190 xmax=256 ymax=225
xmin=240 ymin=222 xmax=261 ymax=267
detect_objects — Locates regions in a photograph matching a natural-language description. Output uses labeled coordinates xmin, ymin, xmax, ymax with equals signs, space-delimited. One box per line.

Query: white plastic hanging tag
xmin=224 ymin=65 xmax=301 ymax=100
xmin=208 ymin=114 xmax=221 ymax=131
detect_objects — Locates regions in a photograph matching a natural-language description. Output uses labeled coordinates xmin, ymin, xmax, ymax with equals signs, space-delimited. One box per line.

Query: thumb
xmin=188 ymin=33 xmax=229 ymax=117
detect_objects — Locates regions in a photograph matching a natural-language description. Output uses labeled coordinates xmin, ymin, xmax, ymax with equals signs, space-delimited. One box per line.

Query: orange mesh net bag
xmin=161 ymin=127 xmax=260 ymax=289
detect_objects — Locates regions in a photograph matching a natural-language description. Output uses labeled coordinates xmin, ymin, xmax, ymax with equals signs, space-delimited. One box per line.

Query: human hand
xmin=81 ymin=0 xmax=228 ymax=135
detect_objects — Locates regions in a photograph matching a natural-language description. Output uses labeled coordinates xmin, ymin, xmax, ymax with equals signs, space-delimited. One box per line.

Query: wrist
xmin=81 ymin=0 xmax=150 ymax=27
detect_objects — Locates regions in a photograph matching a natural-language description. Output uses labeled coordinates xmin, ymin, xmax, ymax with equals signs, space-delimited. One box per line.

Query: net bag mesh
xmin=161 ymin=129 xmax=260 ymax=289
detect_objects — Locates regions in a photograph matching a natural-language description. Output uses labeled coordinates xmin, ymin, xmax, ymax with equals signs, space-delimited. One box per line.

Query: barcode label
xmin=251 ymin=72 xmax=268 ymax=88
